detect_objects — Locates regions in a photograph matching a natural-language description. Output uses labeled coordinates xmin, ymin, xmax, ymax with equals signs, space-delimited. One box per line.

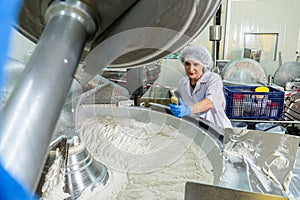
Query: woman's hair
xmin=180 ymin=45 xmax=213 ymax=72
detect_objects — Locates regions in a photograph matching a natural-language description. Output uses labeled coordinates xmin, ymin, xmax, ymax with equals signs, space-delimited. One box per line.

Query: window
xmin=244 ymin=33 xmax=279 ymax=61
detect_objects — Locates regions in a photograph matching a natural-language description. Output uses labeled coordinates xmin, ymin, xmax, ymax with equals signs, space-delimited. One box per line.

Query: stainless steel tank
xmin=37 ymin=104 xmax=224 ymax=199
xmin=274 ymin=61 xmax=300 ymax=87
xmin=18 ymin=0 xmax=221 ymax=68
xmin=76 ymin=105 xmax=224 ymax=185
xmin=222 ymin=58 xmax=267 ymax=85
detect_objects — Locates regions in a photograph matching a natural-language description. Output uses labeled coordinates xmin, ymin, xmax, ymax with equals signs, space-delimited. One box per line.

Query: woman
xmin=169 ymin=45 xmax=232 ymax=129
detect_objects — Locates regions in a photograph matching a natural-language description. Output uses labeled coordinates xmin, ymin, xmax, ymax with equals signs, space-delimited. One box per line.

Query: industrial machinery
xmin=0 ymin=0 xmax=222 ymax=198
xmin=2 ymin=0 xmax=300 ymax=199
xmin=222 ymin=58 xmax=267 ymax=85
xmin=274 ymin=61 xmax=300 ymax=88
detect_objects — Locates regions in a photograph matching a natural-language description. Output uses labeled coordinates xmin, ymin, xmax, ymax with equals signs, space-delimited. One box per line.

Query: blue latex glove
xmin=169 ymin=98 xmax=191 ymax=118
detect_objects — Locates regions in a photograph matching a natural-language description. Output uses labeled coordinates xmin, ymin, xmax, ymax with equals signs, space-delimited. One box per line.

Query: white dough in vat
xmin=43 ymin=116 xmax=215 ymax=199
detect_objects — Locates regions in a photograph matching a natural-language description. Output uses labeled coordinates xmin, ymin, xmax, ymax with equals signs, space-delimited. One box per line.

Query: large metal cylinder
xmin=0 ymin=1 xmax=96 ymax=190
xmin=17 ymin=0 xmax=222 ymax=69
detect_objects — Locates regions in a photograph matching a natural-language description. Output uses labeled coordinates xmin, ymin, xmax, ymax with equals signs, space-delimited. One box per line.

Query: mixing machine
xmin=0 ymin=0 xmax=222 ymax=198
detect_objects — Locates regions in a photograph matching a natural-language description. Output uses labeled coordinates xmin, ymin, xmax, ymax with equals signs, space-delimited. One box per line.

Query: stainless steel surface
xmin=148 ymin=102 xmax=172 ymax=110
xmin=268 ymin=74 xmax=274 ymax=86
xmin=288 ymin=147 xmax=300 ymax=198
xmin=96 ymin=0 xmax=221 ymax=67
xmin=18 ymin=0 xmax=221 ymax=69
xmin=210 ymin=25 xmax=222 ymax=73
xmin=222 ymin=58 xmax=267 ymax=84
xmin=209 ymin=25 xmax=222 ymax=41
xmin=76 ymin=105 xmax=224 ymax=185
xmin=230 ymin=118 xmax=300 ymax=124
xmin=74 ymin=105 xmax=300 ymax=198
xmin=82 ymin=0 xmax=221 ymax=84
xmin=223 ymin=128 xmax=300 ymax=196
xmin=0 ymin=1 xmax=93 ymax=190
xmin=185 ymin=182 xmax=288 ymax=200
xmin=148 ymin=102 xmax=225 ymax=139
xmin=274 ymin=62 xmax=300 ymax=87
xmin=284 ymin=92 xmax=300 ymax=121
xmin=17 ymin=0 xmax=138 ymax=53
xmin=45 ymin=0 xmax=97 ymax=38
xmin=64 ymin=136 xmax=109 ymax=198
xmin=36 ymin=134 xmax=109 ymax=199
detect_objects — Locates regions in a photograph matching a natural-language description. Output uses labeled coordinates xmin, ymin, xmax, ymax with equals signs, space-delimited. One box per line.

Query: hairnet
xmin=180 ymin=45 xmax=213 ymax=72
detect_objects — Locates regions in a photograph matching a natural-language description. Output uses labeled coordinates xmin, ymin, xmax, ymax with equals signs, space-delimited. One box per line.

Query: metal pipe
xmin=0 ymin=1 xmax=96 ymax=191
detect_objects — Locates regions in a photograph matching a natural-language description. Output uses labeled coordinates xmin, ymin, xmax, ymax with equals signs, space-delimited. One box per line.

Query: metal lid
xmin=17 ymin=0 xmax=221 ymax=69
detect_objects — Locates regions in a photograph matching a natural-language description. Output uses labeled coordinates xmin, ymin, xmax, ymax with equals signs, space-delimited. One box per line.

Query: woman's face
xmin=184 ymin=60 xmax=204 ymax=81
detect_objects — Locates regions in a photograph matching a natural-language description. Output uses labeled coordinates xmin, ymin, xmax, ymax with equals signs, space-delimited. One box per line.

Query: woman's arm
xmin=190 ymin=98 xmax=214 ymax=114
xmin=190 ymin=73 xmax=224 ymax=114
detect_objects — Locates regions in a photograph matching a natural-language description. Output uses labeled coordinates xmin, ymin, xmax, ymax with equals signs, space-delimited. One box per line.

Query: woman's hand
xmin=169 ymin=98 xmax=191 ymax=118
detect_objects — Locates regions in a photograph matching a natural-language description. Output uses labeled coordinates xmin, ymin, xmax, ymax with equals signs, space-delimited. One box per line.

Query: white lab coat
xmin=177 ymin=71 xmax=232 ymax=129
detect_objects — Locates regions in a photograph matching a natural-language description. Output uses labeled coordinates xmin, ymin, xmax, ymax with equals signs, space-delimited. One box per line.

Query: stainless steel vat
xmin=18 ymin=0 xmax=221 ymax=68
xmin=274 ymin=61 xmax=300 ymax=87
xmin=76 ymin=105 xmax=224 ymax=185
xmin=222 ymin=58 xmax=267 ymax=84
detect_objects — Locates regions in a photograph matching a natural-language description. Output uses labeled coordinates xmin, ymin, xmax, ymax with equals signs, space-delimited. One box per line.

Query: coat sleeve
xmin=205 ymin=73 xmax=226 ymax=110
